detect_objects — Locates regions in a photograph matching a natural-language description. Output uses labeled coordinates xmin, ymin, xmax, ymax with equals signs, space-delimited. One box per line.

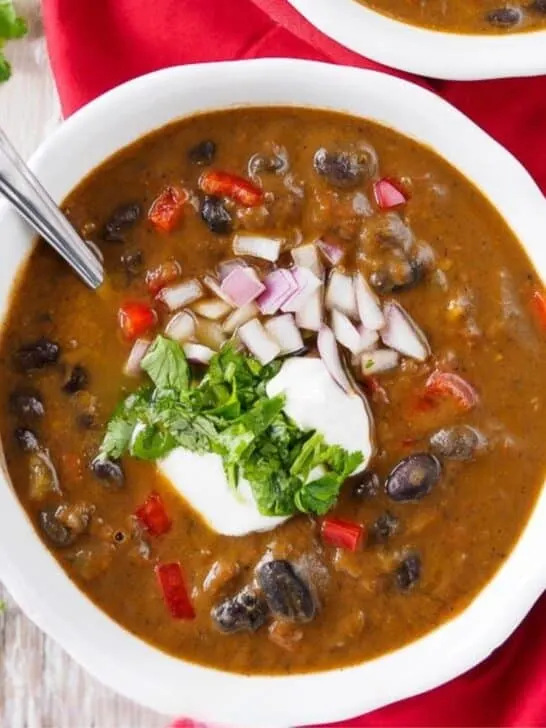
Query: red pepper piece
xmin=425 ymin=370 xmax=478 ymax=411
xmin=148 ymin=186 xmax=188 ymax=233
xmin=145 ymin=260 xmax=182 ymax=295
xmin=531 ymin=290 xmax=546 ymax=331
xmin=321 ymin=517 xmax=364 ymax=551
xmin=373 ymin=178 xmax=407 ymax=210
xmin=155 ymin=562 xmax=195 ymax=620
xmin=135 ymin=492 xmax=172 ymax=536
xmin=118 ymin=301 xmax=157 ymax=341
xmin=199 ymin=170 xmax=264 ymax=207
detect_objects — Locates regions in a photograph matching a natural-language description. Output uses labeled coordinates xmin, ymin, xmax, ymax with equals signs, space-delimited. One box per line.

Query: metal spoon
xmin=0 ymin=126 xmax=104 ymax=289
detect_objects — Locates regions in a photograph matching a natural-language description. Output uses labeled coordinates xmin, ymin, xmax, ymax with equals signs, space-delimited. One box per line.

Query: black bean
xmin=248 ymin=152 xmax=286 ymax=176
xmin=369 ymin=259 xmax=422 ymax=295
xmin=386 ymin=453 xmax=441 ymax=502
xmin=14 ymin=338 xmax=60 ymax=371
xmin=257 ymin=560 xmax=315 ymax=623
xmin=9 ymin=388 xmax=44 ymax=418
xmin=372 ymin=512 xmax=400 ymax=543
xmin=530 ymin=0 xmax=546 ymax=12
xmin=14 ymin=427 xmax=39 ymax=452
xmin=350 ymin=470 xmax=381 ymax=500
xmin=212 ymin=587 xmax=268 ymax=634
xmin=486 ymin=6 xmax=522 ymax=26
xmin=430 ymin=426 xmax=484 ymax=461
xmin=121 ymin=249 xmax=144 ymax=278
xmin=62 ymin=365 xmax=89 ymax=394
xmin=188 ymin=140 xmax=216 ymax=166
xmin=38 ymin=507 xmax=77 ymax=548
xmin=90 ymin=456 xmax=124 ymax=487
xmin=314 ymin=148 xmax=368 ymax=189
xmin=101 ymin=203 xmax=141 ymax=242
xmin=200 ymin=195 xmax=232 ymax=234
xmin=395 ymin=553 xmax=421 ymax=590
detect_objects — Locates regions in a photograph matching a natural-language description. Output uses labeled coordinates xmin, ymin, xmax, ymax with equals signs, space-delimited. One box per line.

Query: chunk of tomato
xmin=145 ymin=260 xmax=182 ymax=295
xmin=148 ymin=186 xmax=188 ymax=233
xmin=118 ymin=302 xmax=157 ymax=341
xmin=424 ymin=370 xmax=478 ymax=411
xmin=135 ymin=492 xmax=172 ymax=536
xmin=531 ymin=290 xmax=546 ymax=332
xmin=321 ymin=517 xmax=365 ymax=551
xmin=155 ymin=562 xmax=195 ymax=619
xmin=199 ymin=170 xmax=264 ymax=207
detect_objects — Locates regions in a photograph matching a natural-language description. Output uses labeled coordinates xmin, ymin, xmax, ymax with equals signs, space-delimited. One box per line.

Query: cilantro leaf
xmin=141 ymin=336 xmax=190 ymax=393
xmin=0 ymin=2 xmax=27 ymax=83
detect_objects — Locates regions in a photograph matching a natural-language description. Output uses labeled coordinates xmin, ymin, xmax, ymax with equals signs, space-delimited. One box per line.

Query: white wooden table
xmin=0 ymin=3 xmax=166 ymax=726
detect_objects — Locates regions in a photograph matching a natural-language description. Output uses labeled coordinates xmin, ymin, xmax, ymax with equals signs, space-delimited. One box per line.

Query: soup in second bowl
xmin=1 ymin=107 xmax=545 ymax=674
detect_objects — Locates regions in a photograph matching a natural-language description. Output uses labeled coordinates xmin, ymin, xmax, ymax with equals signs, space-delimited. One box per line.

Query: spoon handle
xmin=0 ymin=127 xmax=103 ymax=289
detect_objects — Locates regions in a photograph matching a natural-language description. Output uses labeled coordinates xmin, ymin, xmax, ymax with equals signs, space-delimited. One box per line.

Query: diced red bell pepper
xmin=155 ymin=562 xmax=195 ymax=620
xmin=425 ymin=370 xmax=478 ymax=411
xmin=531 ymin=290 xmax=546 ymax=331
xmin=135 ymin=492 xmax=172 ymax=536
xmin=148 ymin=186 xmax=188 ymax=233
xmin=145 ymin=260 xmax=182 ymax=295
xmin=199 ymin=170 xmax=264 ymax=207
xmin=373 ymin=178 xmax=408 ymax=210
xmin=321 ymin=517 xmax=365 ymax=552
xmin=118 ymin=301 xmax=157 ymax=341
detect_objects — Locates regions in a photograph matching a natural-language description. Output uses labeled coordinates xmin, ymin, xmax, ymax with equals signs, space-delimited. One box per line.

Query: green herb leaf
xmin=0 ymin=599 xmax=5 ymax=613
xmin=0 ymin=2 xmax=28 ymax=83
xmin=141 ymin=336 xmax=190 ymax=393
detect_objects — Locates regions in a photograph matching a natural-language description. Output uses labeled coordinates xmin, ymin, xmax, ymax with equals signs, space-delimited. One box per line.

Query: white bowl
xmin=0 ymin=59 xmax=545 ymax=728
xmin=287 ymin=0 xmax=546 ymax=79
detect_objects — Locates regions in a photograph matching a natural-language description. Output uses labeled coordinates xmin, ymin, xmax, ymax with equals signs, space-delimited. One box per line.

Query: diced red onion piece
xmin=264 ymin=314 xmax=304 ymax=354
xmin=318 ymin=240 xmax=344 ymax=266
xmin=183 ymin=343 xmax=215 ymax=364
xmin=220 ymin=267 xmax=265 ymax=308
xmin=123 ymin=338 xmax=151 ymax=377
xmin=239 ymin=319 xmax=281 ymax=364
xmin=222 ymin=302 xmax=259 ymax=334
xmin=157 ymin=279 xmax=203 ymax=311
xmin=202 ymin=274 xmax=235 ymax=307
xmin=357 ymin=324 xmax=380 ymax=352
xmin=217 ymin=258 xmax=247 ymax=282
xmin=291 ymin=243 xmax=323 ymax=278
xmin=257 ymin=269 xmax=298 ymax=315
xmin=295 ymin=290 xmax=323 ymax=332
xmin=325 ymin=271 xmax=358 ymax=319
xmin=360 ymin=348 xmax=399 ymax=375
xmin=192 ymin=298 xmax=232 ymax=320
xmin=317 ymin=325 xmax=352 ymax=393
xmin=331 ymin=309 xmax=363 ymax=354
xmin=281 ymin=267 xmax=322 ymax=313
xmin=233 ymin=235 xmax=281 ymax=262
xmin=373 ymin=179 xmax=407 ymax=210
xmin=380 ymin=300 xmax=430 ymax=361
xmin=354 ymin=272 xmax=385 ymax=330
xmin=164 ymin=311 xmax=196 ymax=342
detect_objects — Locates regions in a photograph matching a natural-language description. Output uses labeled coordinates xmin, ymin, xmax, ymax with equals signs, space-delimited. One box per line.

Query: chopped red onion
xmin=281 ymin=267 xmax=322 ymax=313
xmin=291 ymin=243 xmax=323 ymax=278
xmin=360 ymin=348 xmax=399 ymax=375
xmin=157 ymin=279 xmax=203 ymax=311
xmin=195 ymin=317 xmax=226 ymax=351
xmin=295 ymin=290 xmax=323 ymax=332
xmin=222 ymin=302 xmax=259 ymax=334
xmin=257 ymin=269 xmax=298 ymax=315
xmin=217 ymin=258 xmax=247 ymax=281
xmin=192 ymin=298 xmax=233 ymax=320
xmin=202 ymin=274 xmax=235 ymax=306
xmin=331 ymin=309 xmax=363 ymax=354
xmin=183 ymin=343 xmax=216 ymax=364
xmin=317 ymin=325 xmax=352 ymax=393
xmin=318 ymin=241 xmax=344 ymax=266
xmin=164 ymin=311 xmax=196 ymax=342
xmin=239 ymin=319 xmax=281 ymax=364
xmin=233 ymin=234 xmax=281 ymax=262
xmin=357 ymin=324 xmax=380 ymax=352
xmin=354 ymin=272 xmax=385 ymax=330
xmin=265 ymin=314 xmax=304 ymax=354
xmin=325 ymin=271 xmax=358 ymax=319
xmin=220 ymin=267 xmax=265 ymax=308
xmin=373 ymin=178 xmax=407 ymax=210
xmin=123 ymin=338 xmax=151 ymax=377
xmin=380 ymin=300 xmax=430 ymax=361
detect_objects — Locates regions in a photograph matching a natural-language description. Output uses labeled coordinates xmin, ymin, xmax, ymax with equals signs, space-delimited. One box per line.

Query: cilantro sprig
xmin=0 ymin=2 xmax=27 ymax=83
xmin=99 ymin=336 xmax=363 ymax=517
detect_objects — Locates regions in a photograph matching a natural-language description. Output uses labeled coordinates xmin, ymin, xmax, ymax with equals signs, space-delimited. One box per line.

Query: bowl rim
xmin=0 ymin=59 xmax=545 ymax=728
xmin=286 ymin=0 xmax=546 ymax=80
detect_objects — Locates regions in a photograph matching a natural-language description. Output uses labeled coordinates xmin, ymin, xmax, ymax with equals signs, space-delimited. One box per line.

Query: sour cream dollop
xmin=159 ymin=357 xmax=373 ymax=536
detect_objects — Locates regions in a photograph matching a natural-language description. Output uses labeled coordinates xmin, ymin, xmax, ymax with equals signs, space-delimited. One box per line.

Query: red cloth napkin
xmin=41 ymin=1 xmax=546 ymax=725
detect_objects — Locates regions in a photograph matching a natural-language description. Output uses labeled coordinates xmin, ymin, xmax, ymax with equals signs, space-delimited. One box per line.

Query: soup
xmin=356 ymin=0 xmax=546 ymax=34
xmin=1 ymin=107 xmax=545 ymax=675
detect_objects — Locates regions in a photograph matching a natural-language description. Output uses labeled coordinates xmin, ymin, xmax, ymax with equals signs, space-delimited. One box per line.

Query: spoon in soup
xmin=0 ymin=126 xmax=104 ymax=289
